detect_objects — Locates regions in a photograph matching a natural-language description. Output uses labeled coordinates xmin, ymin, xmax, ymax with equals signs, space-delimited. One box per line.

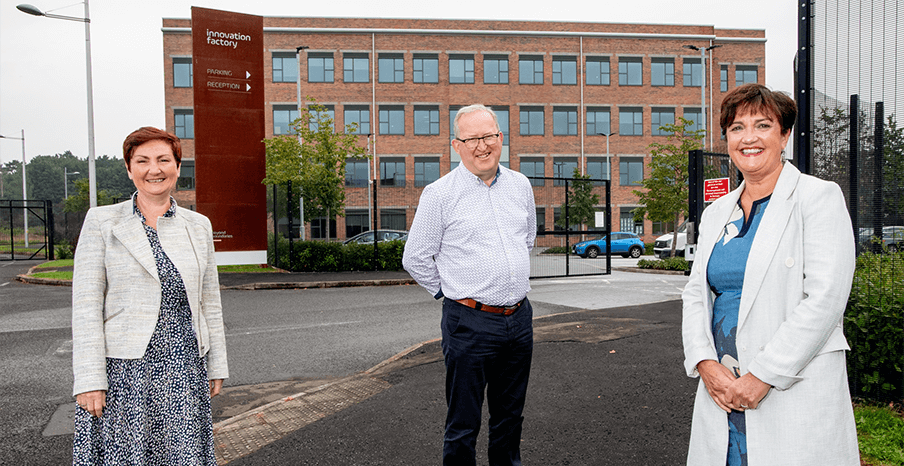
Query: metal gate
xmin=1 ymin=200 xmax=54 ymax=261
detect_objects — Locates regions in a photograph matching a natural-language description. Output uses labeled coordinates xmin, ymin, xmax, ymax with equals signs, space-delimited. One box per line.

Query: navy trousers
xmin=441 ymin=297 xmax=533 ymax=466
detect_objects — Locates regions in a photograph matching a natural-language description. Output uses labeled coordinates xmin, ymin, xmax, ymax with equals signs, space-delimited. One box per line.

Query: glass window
xmin=484 ymin=55 xmax=509 ymax=84
xmin=587 ymin=157 xmax=610 ymax=184
xmin=273 ymin=105 xmax=299 ymax=136
xmin=174 ymin=109 xmax=194 ymax=139
xmin=380 ymin=157 xmax=406 ymax=186
xmin=273 ymin=52 xmax=298 ymax=83
xmin=449 ymin=105 xmax=462 ymax=138
xmin=491 ymin=106 xmax=510 ymax=146
xmin=520 ymin=106 xmax=544 ymax=135
xmin=345 ymin=209 xmax=369 ymax=238
xmin=684 ymin=108 xmax=703 ymax=133
xmin=736 ymin=65 xmax=758 ymax=86
xmin=720 ymin=64 xmax=728 ymax=92
xmin=311 ymin=217 xmax=338 ymax=239
xmin=378 ymin=53 xmax=404 ymax=83
xmin=345 ymin=158 xmax=369 ymax=187
xmin=619 ymin=107 xmax=643 ymax=136
xmin=414 ymin=157 xmax=440 ymax=187
xmin=308 ymin=53 xmax=334 ymax=83
xmin=536 ymin=207 xmax=546 ymax=233
xmin=552 ymin=56 xmax=577 ymax=85
xmin=413 ymin=54 xmax=438 ymax=83
xmin=177 ymin=159 xmax=194 ymax=189
xmin=586 ymin=107 xmax=611 ymax=135
xmin=380 ymin=209 xmax=406 ymax=230
xmin=651 ymin=107 xmax=675 ymax=136
xmin=586 ymin=57 xmax=610 ymax=85
xmin=620 ymin=207 xmax=644 ymax=235
xmin=379 ymin=106 xmax=405 ymax=135
xmin=651 ymin=58 xmax=674 ymax=86
xmin=652 ymin=220 xmax=674 ymax=235
xmin=519 ymin=157 xmax=545 ymax=186
xmin=519 ymin=55 xmax=544 ymax=84
xmin=553 ymin=157 xmax=578 ymax=186
xmin=553 ymin=207 xmax=581 ymax=232
xmin=173 ymin=57 xmax=192 ymax=88
xmin=449 ymin=54 xmax=474 ymax=84
xmin=308 ymin=105 xmax=334 ymax=132
xmin=344 ymin=105 xmax=370 ymax=135
xmin=618 ymin=57 xmax=642 ymax=86
xmin=343 ymin=53 xmax=369 ymax=83
xmin=619 ymin=157 xmax=644 ymax=186
xmin=683 ymin=57 xmax=702 ymax=87
xmin=414 ymin=106 xmax=440 ymax=135
xmin=553 ymin=107 xmax=578 ymax=136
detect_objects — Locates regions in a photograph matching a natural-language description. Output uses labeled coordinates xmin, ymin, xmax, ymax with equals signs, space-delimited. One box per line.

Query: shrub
xmin=636 ymin=256 xmax=690 ymax=271
xmin=541 ymin=246 xmax=569 ymax=255
xmin=267 ymin=233 xmax=405 ymax=272
xmin=844 ymin=251 xmax=904 ymax=402
xmin=55 ymin=239 xmax=75 ymax=260
xmin=645 ymin=242 xmax=655 ymax=256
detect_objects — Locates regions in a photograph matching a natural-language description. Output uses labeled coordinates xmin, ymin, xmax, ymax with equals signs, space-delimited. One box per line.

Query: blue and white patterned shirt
xmin=403 ymin=164 xmax=536 ymax=306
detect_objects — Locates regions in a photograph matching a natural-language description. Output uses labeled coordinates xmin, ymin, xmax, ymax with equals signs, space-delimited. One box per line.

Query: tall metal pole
xmin=83 ymin=0 xmax=97 ymax=208
xmin=295 ymin=45 xmax=308 ymax=241
xmin=64 ymin=167 xmax=69 ymax=200
xmin=21 ymin=130 xmax=28 ymax=248
xmin=700 ymin=47 xmax=706 ymax=149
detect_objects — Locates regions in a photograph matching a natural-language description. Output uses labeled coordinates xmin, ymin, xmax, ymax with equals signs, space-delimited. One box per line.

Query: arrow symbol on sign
xmin=246 ymin=83 xmax=251 ymax=91
xmin=246 ymin=71 xmax=251 ymax=79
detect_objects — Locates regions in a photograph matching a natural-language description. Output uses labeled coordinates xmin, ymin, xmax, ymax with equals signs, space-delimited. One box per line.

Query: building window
xmin=344 ymin=105 xmax=370 ymax=135
xmin=414 ymin=106 xmax=440 ymax=135
xmin=173 ymin=57 xmax=192 ymax=88
xmin=683 ymin=57 xmax=702 ymax=87
xmin=720 ymin=64 xmax=728 ymax=92
xmin=652 ymin=220 xmax=674 ymax=236
xmin=684 ymin=108 xmax=703 ymax=133
xmin=651 ymin=58 xmax=674 ymax=86
xmin=586 ymin=57 xmax=610 ymax=85
xmin=619 ymin=157 xmax=644 ymax=186
xmin=519 ymin=157 xmax=545 ymax=186
xmin=736 ymin=65 xmax=758 ymax=86
xmin=536 ymin=207 xmax=546 ymax=233
xmin=378 ymin=53 xmax=404 ymax=83
xmin=552 ymin=56 xmax=577 ymax=85
xmin=519 ymin=55 xmax=544 ymax=84
xmin=651 ymin=107 xmax=675 ymax=136
xmin=380 ymin=209 xmax=406 ymax=230
xmin=308 ymin=53 xmax=334 ymax=83
xmin=520 ymin=106 xmax=544 ymax=135
xmin=177 ymin=159 xmax=194 ymax=189
xmin=619 ymin=107 xmax=643 ymax=136
xmin=380 ymin=157 xmax=406 ymax=187
xmin=414 ymin=157 xmax=440 ymax=187
xmin=491 ymin=107 xmax=510 ymax=146
xmin=273 ymin=105 xmax=299 ymax=136
xmin=311 ymin=217 xmax=337 ymax=239
xmin=345 ymin=158 xmax=369 ymax=187
xmin=343 ymin=53 xmax=369 ymax=83
xmin=587 ymin=157 xmax=610 ymax=184
xmin=413 ymin=53 xmax=438 ymax=83
xmin=484 ymin=55 xmax=509 ymax=84
xmin=620 ymin=207 xmax=644 ymax=235
xmin=618 ymin=57 xmax=642 ymax=86
xmin=553 ymin=207 xmax=581 ymax=232
xmin=553 ymin=157 xmax=578 ymax=186
xmin=174 ymin=109 xmax=194 ymax=139
xmin=308 ymin=105 xmax=334 ymax=132
xmin=272 ymin=52 xmax=298 ymax=83
xmin=449 ymin=54 xmax=474 ymax=84
xmin=553 ymin=107 xmax=578 ymax=136
xmin=379 ymin=106 xmax=405 ymax=135
xmin=345 ymin=209 xmax=369 ymax=238
xmin=586 ymin=107 xmax=611 ymax=135
xmin=449 ymin=105 xmax=462 ymax=138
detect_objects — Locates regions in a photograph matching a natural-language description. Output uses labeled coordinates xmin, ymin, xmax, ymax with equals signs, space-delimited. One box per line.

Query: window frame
xmin=586 ymin=156 xmax=611 ymax=184
xmin=586 ymin=107 xmax=611 ymax=136
xmin=650 ymin=57 xmax=675 ymax=87
xmin=414 ymin=157 xmax=440 ymax=187
xmin=519 ymin=55 xmax=544 ymax=85
xmin=344 ymin=105 xmax=371 ymax=135
xmin=651 ymin=107 xmax=675 ymax=136
xmin=449 ymin=54 xmax=475 ymax=84
xmin=552 ymin=107 xmax=578 ymax=136
xmin=586 ymin=57 xmax=610 ymax=86
xmin=552 ymin=157 xmax=578 ymax=186
xmin=413 ymin=53 xmax=439 ymax=83
xmin=173 ymin=57 xmax=192 ymax=88
xmin=379 ymin=105 xmax=405 ymax=135
xmin=618 ymin=57 xmax=643 ymax=86
xmin=683 ymin=57 xmax=702 ymax=87
xmin=174 ymin=109 xmax=194 ymax=139
xmin=519 ymin=106 xmax=545 ymax=136
xmin=552 ymin=56 xmax=577 ymax=85
xmin=307 ymin=53 xmax=335 ymax=83
xmin=619 ymin=107 xmax=643 ymax=136
xmin=379 ymin=157 xmax=406 ymax=187
xmin=273 ymin=105 xmax=300 ymax=136
xmin=619 ymin=157 xmax=645 ymax=186
xmin=483 ymin=54 xmax=509 ymax=84
xmin=378 ymin=53 xmax=405 ymax=83
xmin=345 ymin=158 xmax=369 ymax=187
xmin=519 ymin=156 xmax=545 ymax=187
xmin=414 ymin=106 xmax=440 ymax=135
xmin=272 ymin=52 xmax=298 ymax=83
xmin=343 ymin=53 xmax=370 ymax=83
xmin=735 ymin=65 xmax=758 ymax=86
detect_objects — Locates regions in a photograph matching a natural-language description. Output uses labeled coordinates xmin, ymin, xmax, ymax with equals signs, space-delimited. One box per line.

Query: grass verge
xmin=36 ymin=259 xmax=74 ymax=268
xmin=856 ymin=404 xmax=904 ymax=466
xmin=31 ymin=271 xmax=73 ymax=280
xmin=217 ymin=264 xmax=277 ymax=273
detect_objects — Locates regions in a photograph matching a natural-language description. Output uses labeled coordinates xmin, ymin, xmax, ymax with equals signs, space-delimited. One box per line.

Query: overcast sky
xmin=0 ymin=0 xmax=798 ymax=164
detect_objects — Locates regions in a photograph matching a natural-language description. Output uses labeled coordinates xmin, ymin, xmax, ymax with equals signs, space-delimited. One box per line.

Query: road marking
xmin=0 ymin=282 xmax=9 ymax=287
xmin=226 ymin=320 xmax=364 ymax=337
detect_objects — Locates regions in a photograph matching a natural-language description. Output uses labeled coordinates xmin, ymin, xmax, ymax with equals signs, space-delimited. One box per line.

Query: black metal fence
xmin=1 ymin=200 xmax=54 ymax=261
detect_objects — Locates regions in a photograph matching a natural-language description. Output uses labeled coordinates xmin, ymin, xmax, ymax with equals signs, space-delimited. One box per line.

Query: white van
xmin=653 ymin=222 xmax=687 ymax=259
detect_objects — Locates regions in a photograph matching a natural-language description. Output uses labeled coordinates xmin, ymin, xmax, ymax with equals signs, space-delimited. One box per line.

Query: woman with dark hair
xmin=72 ymin=126 xmax=228 ymax=464
xmin=682 ymin=84 xmax=859 ymax=465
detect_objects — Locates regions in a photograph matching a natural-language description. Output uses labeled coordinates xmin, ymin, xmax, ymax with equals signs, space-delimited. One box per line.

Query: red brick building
xmin=161 ymin=16 xmax=764 ymax=244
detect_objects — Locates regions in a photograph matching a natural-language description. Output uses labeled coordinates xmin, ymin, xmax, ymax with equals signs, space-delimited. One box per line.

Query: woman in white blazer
xmin=71 ymin=127 xmax=228 ymax=464
xmin=682 ymin=84 xmax=859 ymax=466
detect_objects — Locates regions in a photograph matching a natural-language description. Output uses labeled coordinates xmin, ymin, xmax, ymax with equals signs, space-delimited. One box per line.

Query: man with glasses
xmin=403 ymin=104 xmax=536 ymax=466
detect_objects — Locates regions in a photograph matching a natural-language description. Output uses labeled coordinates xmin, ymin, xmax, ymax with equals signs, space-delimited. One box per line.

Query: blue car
xmin=572 ymin=232 xmax=645 ymax=259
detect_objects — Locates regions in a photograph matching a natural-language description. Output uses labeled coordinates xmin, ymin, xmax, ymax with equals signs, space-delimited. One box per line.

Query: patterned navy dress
xmin=707 ymin=195 xmax=771 ymax=466
xmin=73 ymin=199 xmax=216 ymax=465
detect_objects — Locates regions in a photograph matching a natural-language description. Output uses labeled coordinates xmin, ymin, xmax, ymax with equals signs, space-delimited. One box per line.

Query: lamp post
xmin=682 ymin=44 xmax=721 ymax=149
xmin=0 ymin=130 xmax=29 ymax=247
xmin=294 ymin=45 xmax=308 ymax=241
xmin=64 ymin=167 xmax=80 ymax=199
xmin=598 ymin=131 xmax=615 ymax=181
xmin=18 ymin=2 xmax=97 ymax=208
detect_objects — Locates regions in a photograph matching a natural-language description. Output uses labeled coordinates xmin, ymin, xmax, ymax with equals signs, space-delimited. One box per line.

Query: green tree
xmin=64 ymin=178 xmax=115 ymax=213
xmin=883 ymin=114 xmax=904 ymax=225
xmin=633 ymin=117 xmax=705 ymax=257
xmin=262 ymin=100 xmax=368 ymax=240
xmin=555 ymin=167 xmax=600 ymax=233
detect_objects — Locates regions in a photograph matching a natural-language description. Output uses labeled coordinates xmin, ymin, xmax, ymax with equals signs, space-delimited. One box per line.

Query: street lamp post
xmin=682 ymin=44 xmax=721 ymax=150
xmin=294 ymin=45 xmax=308 ymax=241
xmin=598 ymin=131 xmax=615 ymax=181
xmin=64 ymin=167 xmax=80 ymax=199
xmin=17 ymin=2 xmax=97 ymax=208
xmin=0 ymin=130 xmax=28 ymax=247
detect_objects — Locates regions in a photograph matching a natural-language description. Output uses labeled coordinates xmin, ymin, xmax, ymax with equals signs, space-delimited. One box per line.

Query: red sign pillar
xmin=191 ymin=7 xmax=266 ymax=265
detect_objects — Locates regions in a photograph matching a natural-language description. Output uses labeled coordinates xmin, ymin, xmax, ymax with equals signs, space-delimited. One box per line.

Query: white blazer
xmin=72 ymin=199 xmax=229 ymax=396
xmin=682 ymin=162 xmax=859 ymax=466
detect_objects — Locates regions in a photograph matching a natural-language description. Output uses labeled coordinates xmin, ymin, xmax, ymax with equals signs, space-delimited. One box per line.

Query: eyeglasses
xmin=456 ymin=132 xmax=500 ymax=149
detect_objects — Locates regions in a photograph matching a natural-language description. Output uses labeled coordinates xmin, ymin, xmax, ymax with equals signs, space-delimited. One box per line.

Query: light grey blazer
xmin=682 ymin=162 xmax=859 ymax=465
xmin=72 ymin=199 xmax=229 ymax=396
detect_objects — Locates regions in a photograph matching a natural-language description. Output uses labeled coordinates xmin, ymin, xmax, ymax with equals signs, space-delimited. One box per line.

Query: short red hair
xmin=122 ymin=127 xmax=182 ymax=167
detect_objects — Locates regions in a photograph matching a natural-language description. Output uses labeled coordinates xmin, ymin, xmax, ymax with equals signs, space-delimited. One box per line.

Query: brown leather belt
xmin=454 ymin=298 xmax=524 ymax=316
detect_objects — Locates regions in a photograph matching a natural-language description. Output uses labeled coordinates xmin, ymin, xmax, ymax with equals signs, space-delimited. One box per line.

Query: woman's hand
xmin=727 ymin=372 xmax=771 ymax=410
xmin=696 ymin=360 xmax=736 ymax=413
xmin=210 ymin=379 xmax=224 ymax=397
xmin=76 ymin=390 xmax=106 ymax=417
